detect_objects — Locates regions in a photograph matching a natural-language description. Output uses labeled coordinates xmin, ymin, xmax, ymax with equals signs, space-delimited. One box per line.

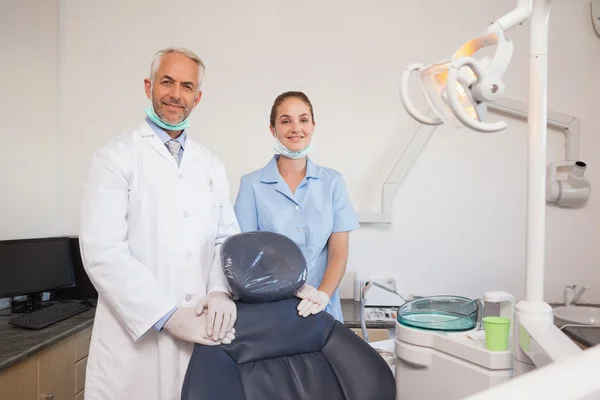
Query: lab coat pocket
xmin=193 ymin=176 xmax=219 ymax=229
xmin=310 ymin=213 xmax=333 ymax=248
xmin=205 ymin=193 xmax=220 ymax=228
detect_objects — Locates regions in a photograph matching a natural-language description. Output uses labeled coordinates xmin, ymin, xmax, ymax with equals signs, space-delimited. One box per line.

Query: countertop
xmin=1 ymin=300 xmax=596 ymax=373
xmin=341 ymin=299 xmax=600 ymax=349
xmin=0 ymin=304 xmax=95 ymax=372
xmin=0 ymin=299 xmax=379 ymax=374
xmin=562 ymin=326 xmax=600 ymax=348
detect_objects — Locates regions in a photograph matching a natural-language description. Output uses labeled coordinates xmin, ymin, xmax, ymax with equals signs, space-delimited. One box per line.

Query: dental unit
xmin=398 ymin=0 xmax=600 ymax=399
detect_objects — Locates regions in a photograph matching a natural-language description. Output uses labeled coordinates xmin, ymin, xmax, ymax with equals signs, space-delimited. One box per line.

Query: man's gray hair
xmin=149 ymin=47 xmax=206 ymax=90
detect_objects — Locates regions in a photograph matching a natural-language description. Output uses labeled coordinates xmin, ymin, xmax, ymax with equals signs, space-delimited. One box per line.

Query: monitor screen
xmin=0 ymin=236 xmax=75 ymax=298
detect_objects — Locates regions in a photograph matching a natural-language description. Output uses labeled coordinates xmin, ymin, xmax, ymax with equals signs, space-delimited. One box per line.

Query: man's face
xmin=144 ymin=52 xmax=202 ymax=125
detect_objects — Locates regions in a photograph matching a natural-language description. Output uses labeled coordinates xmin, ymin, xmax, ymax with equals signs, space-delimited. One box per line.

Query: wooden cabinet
xmin=0 ymin=356 xmax=37 ymax=399
xmin=38 ymin=336 xmax=75 ymax=399
xmin=0 ymin=325 xmax=92 ymax=400
xmin=73 ymin=326 xmax=92 ymax=399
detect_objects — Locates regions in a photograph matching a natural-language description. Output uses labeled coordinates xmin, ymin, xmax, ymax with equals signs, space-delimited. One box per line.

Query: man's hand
xmin=163 ymin=307 xmax=235 ymax=345
xmin=196 ymin=292 xmax=237 ymax=341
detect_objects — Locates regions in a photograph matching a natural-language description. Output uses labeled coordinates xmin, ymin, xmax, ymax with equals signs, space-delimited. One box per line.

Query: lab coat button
xmin=185 ymin=253 xmax=191 ymax=259
xmin=295 ymin=205 xmax=300 ymax=209
xmin=185 ymin=294 xmax=192 ymax=301
xmin=178 ymin=174 xmax=183 ymax=180
xmin=298 ymin=228 xmax=303 ymax=232
xmin=183 ymin=211 xmax=189 ymax=218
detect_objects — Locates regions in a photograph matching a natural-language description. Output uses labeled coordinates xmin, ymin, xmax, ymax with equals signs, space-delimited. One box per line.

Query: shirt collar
xmin=145 ymin=116 xmax=186 ymax=148
xmin=306 ymin=157 xmax=319 ymax=179
xmin=260 ymin=155 xmax=320 ymax=183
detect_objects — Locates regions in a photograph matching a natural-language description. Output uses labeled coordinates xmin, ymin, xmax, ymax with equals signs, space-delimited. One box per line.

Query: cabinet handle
xmin=45 ymin=394 xmax=54 ymax=399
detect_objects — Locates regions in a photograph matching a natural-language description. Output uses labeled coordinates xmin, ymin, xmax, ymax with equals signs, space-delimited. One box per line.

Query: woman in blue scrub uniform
xmin=234 ymin=91 xmax=360 ymax=322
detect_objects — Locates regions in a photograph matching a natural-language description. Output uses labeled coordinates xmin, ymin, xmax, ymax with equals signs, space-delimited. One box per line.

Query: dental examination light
xmin=400 ymin=0 xmax=600 ymax=398
xmin=400 ymin=13 xmax=515 ymax=133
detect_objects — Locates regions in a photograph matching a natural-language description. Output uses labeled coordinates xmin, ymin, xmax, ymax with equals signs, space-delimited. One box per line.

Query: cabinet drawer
xmin=75 ymin=326 xmax=93 ymax=362
xmin=38 ymin=337 xmax=75 ymax=400
xmin=75 ymin=357 xmax=88 ymax=394
xmin=0 ymin=356 xmax=37 ymax=400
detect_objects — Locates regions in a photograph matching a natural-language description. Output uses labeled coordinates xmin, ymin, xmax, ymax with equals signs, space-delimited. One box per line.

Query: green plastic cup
xmin=483 ymin=317 xmax=511 ymax=351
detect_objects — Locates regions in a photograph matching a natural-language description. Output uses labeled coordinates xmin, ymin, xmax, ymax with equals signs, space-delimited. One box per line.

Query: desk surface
xmin=0 ymin=305 xmax=95 ymax=372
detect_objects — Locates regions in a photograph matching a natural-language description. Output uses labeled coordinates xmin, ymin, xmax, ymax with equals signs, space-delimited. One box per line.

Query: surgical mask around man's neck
xmin=144 ymin=105 xmax=190 ymax=131
xmin=273 ymin=131 xmax=314 ymax=160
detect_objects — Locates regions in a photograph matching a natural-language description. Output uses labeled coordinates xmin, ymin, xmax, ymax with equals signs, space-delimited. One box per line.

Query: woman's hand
xmin=295 ymin=283 xmax=322 ymax=304
xmin=295 ymin=284 xmax=330 ymax=317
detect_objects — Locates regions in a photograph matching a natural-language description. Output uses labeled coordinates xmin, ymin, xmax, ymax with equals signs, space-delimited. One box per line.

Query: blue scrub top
xmin=234 ymin=155 xmax=360 ymax=322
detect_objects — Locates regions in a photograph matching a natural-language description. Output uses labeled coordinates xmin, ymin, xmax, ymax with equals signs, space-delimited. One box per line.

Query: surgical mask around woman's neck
xmin=144 ymin=105 xmax=190 ymax=131
xmin=273 ymin=132 xmax=314 ymax=160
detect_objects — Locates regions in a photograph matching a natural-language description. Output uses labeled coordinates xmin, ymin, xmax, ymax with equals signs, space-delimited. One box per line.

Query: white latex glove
xmin=297 ymin=290 xmax=330 ymax=317
xmin=163 ymin=307 xmax=235 ymax=345
xmin=295 ymin=284 xmax=322 ymax=304
xmin=196 ymin=292 xmax=237 ymax=341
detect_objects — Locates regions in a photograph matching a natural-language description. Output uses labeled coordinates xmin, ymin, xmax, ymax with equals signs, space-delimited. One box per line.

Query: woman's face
xmin=270 ymin=97 xmax=315 ymax=152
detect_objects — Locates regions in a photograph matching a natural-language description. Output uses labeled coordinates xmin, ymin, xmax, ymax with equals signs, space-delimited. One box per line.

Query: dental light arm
xmin=494 ymin=0 xmax=534 ymax=31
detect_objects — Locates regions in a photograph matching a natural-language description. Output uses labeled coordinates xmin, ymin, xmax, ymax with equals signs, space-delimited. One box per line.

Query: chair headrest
xmin=221 ymin=231 xmax=307 ymax=303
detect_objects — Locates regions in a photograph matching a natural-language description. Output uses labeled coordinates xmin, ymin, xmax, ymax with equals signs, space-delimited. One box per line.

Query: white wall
xmin=0 ymin=0 xmax=60 ymax=310
xmin=2 ymin=0 xmax=599 ymax=305
xmin=0 ymin=0 xmax=60 ymax=240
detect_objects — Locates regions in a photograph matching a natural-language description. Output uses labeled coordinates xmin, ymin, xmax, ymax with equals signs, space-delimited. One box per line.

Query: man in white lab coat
xmin=79 ymin=47 xmax=240 ymax=400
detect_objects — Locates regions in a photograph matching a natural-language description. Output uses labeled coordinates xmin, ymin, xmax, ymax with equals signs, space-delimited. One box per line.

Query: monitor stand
xmin=11 ymin=293 xmax=47 ymax=313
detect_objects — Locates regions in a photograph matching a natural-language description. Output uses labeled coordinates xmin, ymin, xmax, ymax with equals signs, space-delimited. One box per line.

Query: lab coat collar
xmin=259 ymin=155 xmax=320 ymax=184
xmin=139 ymin=119 xmax=200 ymax=170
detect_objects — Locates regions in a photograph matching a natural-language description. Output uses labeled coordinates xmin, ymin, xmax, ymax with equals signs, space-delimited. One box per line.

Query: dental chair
xmin=181 ymin=232 xmax=395 ymax=400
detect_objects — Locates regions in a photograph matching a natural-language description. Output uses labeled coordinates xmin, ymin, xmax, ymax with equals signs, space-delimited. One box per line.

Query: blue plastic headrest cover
xmin=221 ymin=232 xmax=307 ymax=303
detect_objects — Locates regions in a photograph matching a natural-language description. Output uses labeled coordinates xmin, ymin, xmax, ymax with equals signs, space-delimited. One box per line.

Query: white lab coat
xmin=79 ymin=120 xmax=239 ymax=400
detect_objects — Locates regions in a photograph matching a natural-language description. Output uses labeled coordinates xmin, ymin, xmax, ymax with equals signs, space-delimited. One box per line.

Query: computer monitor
xmin=55 ymin=236 xmax=98 ymax=302
xmin=0 ymin=236 xmax=75 ymax=312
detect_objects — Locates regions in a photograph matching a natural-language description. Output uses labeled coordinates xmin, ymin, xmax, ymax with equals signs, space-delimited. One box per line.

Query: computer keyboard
xmin=9 ymin=302 xmax=90 ymax=330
